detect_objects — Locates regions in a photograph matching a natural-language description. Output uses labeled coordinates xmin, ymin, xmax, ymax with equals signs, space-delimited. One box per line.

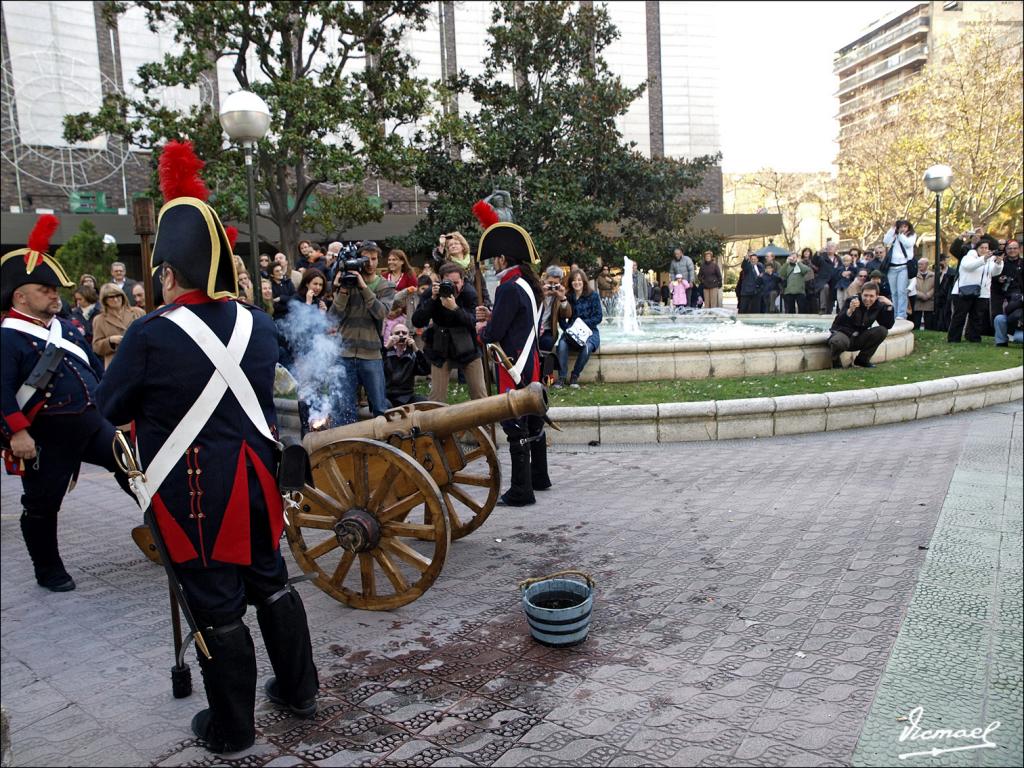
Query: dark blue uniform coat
xmin=97 ymin=293 xmax=283 ymax=569
xmin=481 ymin=266 xmax=541 ymax=394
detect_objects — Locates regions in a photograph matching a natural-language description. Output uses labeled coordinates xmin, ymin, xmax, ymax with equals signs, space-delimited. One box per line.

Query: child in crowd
xmin=671 ymin=274 xmax=690 ymax=313
xmin=382 ymin=292 xmax=409 ymax=341
xmin=761 ymin=263 xmax=783 ymax=313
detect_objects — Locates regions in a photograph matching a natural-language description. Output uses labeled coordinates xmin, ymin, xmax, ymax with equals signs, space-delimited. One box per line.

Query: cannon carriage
xmin=283 ymin=383 xmax=548 ymax=611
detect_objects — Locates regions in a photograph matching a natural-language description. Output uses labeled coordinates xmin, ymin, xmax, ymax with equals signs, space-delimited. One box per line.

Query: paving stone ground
xmin=2 ymin=403 xmax=1021 ymax=767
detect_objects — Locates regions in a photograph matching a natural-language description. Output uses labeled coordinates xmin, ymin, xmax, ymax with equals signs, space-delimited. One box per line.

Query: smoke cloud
xmin=275 ymin=303 xmax=349 ymax=426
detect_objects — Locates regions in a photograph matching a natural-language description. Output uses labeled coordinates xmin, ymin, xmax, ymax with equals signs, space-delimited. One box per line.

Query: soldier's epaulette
xmin=142 ymin=304 xmax=181 ymax=324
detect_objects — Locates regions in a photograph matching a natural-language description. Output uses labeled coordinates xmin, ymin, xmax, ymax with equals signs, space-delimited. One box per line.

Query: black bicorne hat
xmin=151 ymin=141 xmax=238 ymax=299
xmin=1 ymin=214 xmax=74 ymax=311
xmin=472 ymin=200 xmax=539 ymax=266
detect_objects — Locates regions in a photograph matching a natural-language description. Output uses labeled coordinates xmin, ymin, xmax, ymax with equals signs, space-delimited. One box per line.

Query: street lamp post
xmin=924 ymin=165 xmax=954 ymax=326
xmin=219 ymin=91 xmax=271 ymax=284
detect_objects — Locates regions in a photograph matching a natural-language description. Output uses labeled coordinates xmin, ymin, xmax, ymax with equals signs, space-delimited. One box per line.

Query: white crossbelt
xmin=2 ymin=317 xmax=91 ymax=408
xmin=140 ymin=303 xmax=279 ymax=504
xmin=508 ymin=278 xmax=542 ymax=386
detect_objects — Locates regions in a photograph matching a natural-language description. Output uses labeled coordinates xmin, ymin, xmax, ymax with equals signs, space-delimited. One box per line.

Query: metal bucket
xmin=519 ymin=570 xmax=594 ymax=647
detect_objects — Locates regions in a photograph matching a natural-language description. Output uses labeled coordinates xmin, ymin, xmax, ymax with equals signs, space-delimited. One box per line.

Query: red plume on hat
xmin=472 ymin=200 xmax=500 ymax=230
xmin=159 ymin=140 xmax=209 ymax=203
xmin=225 ymin=226 xmax=239 ymax=251
xmin=24 ymin=214 xmax=59 ymax=272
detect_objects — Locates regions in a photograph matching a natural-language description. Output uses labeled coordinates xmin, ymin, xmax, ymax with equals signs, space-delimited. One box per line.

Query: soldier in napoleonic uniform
xmin=96 ymin=141 xmax=318 ymax=754
xmin=1 ymin=215 xmax=131 ymax=592
xmin=472 ymin=206 xmax=553 ymax=506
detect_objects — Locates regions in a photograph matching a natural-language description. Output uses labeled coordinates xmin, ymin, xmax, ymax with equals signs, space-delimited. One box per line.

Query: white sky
xmin=715 ymin=0 xmax=912 ymax=173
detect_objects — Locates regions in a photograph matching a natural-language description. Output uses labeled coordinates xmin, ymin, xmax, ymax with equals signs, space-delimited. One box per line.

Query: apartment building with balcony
xmin=835 ymin=1 xmax=1024 ymax=150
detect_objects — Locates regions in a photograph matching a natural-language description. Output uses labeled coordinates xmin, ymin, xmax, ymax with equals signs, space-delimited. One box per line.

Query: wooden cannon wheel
xmin=285 ymin=438 xmax=450 ymax=610
xmin=406 ymin=402 xmax=501 ymax=541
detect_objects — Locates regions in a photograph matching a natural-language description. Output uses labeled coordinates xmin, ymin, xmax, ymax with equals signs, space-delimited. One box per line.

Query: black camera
xmin=438 ymin=279 xmax=456 ymax=299
xmin=338 ymin=256 xmax=369 ymax=288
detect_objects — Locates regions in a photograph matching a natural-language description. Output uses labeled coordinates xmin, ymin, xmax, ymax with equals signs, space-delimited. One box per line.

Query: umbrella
xmin=754 ymin=239 xmax=790 ymax=257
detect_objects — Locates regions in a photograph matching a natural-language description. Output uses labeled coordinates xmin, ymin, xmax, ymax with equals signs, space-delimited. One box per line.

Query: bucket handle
xmin=518 ymin=570 xmax=594 ymax=591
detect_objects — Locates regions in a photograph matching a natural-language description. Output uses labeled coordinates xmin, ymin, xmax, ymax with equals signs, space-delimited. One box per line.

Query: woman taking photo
xmin=554 ymin=268 xmax=603 ymax=388
xmin=383 ymin=249 xmax=417 ymax=292
xmin=883 ymin=219 xmax=916 ymax=320
xmin=92 ymin=284 xmax=144 ymax=368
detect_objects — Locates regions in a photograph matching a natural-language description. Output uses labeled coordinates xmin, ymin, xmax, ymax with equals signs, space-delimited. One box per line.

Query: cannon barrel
xmin=302 ymin=381 xmax=548 ymax=455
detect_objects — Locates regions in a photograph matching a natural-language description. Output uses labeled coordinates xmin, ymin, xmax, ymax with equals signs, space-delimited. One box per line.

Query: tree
xmin=837 ymin=22 xmax=1023 ymax=248
xmin=64 ymin=1 xmax=432 ymax=257
xmin=399 ymin=1 xmax=718 ymax=271
xmin=54 ymin=219 xmax=119 ymax=290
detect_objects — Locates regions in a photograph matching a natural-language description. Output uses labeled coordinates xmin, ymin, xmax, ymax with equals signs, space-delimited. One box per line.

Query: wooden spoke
xmin=440 ymin=425 xmax=500 ymax=541
xmin=285 ymin=438 xmax=449 ymax=611
xmin=366 ymin=461 xmax=401 ymax=514
xmin=381 ymin=521 xmax=436 ymax=540
xmin=378 ymin=491 xmax=426 ymax=523
xmin=450 ymin=471 xmax=491 ymax=487
xmin=359 ymin=553 xmax=376 ymax=597
xmin=350 ymin=452 xmax=369 ymax=506
xmin=305 ymin=536 xmax=340 ymax=561
xmin=329 ymin=550 xmax=356 ymax=587
xmin=291 ymin=512 xmax=337 ymax=530
xmin=380 ymin=538 xmax=432 ymax=573
xmin=372 ymin=549 xmax=408 ymax=592
xmin=447 ymin=484 xmax=484 ymax=515
xmin=319 ymin=460 xmax=354 ymax=508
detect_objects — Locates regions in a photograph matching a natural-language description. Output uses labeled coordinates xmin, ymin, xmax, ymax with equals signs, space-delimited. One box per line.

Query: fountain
xmin=577 ymin=268 xmax=915 ymax=383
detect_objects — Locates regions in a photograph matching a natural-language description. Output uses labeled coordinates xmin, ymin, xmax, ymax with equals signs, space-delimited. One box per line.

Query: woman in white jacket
xmin=883 ymin=220 xmax=916 ymax=320
xmin=948 ymin=241 xmax=1003 ymax=342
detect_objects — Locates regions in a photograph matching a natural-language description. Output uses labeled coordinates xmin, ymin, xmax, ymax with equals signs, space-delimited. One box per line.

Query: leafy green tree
xmin=53 ymin=219 xmax=119 ymax=291
xmin=64 ymin=1 xmax=432 ymax=257
xmin=400 ymin=1 xmax=718 ymax=270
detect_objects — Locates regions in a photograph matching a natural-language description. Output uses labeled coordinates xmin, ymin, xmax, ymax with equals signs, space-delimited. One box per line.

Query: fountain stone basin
xmin=565 ymin=315 xmax=915 ymax=383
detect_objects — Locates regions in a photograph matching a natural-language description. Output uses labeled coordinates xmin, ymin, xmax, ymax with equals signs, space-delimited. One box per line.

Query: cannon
xmin=284 ymin=382 xmax=548 ymax=610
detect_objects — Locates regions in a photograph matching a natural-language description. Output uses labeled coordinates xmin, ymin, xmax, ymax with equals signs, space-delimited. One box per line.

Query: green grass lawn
xmin=424 ymin=331 xmax=1022 ymax=407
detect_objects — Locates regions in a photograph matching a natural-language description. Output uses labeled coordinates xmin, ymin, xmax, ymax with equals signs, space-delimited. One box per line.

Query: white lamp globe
xmin=219 ymin=91 xmax=271 ymax=143
xmin=923 ymin=164 xmax=954 ymax=193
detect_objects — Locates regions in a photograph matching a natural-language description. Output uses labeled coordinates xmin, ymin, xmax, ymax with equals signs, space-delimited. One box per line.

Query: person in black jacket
xmin=737 ymin=252 xmax=763 ymax=314
xmin=383 ymin=323 xmax=430 ymax=405
xmin=828 ymin=281 xmax=895 ymax=369
xmin=411 ymin=261 xmax=487 ymax=403
xmin=934 ymin=255 xmax=957 ymax=331
xmin=812 ymin=244 xmax=839 ymax=314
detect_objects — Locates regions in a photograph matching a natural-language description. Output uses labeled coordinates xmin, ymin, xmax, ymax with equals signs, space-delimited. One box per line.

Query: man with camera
xmin=383 ymin=322 xmax=430 ymax=406
xmin=411 ymin=261 xmax=487 ymax=403
xmin=990 ymin=239 xmax=1020 ymax=331
xmin=328 ymin=241 xmax=395 ymax=424
xmin=828 ymin=282 xmax=895 ymax=369
xmin=538 ymin=266 xmax=572 ymax=382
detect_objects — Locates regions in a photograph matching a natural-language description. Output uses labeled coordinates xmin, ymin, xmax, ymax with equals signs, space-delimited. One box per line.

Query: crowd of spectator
xmin=55 ymin=224 xmax=1022 ymax=415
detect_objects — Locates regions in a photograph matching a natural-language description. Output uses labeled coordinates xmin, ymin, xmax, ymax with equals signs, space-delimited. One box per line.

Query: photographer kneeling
xmin=328 ymin=242 xmax=395 ymax=424
xmin=412 ymin=262 xmax=487 ymax=403
xmin=828 ymin=281 xmax=895 ymax=369
xmin=554 ymin=268 xmax=603 ymax=388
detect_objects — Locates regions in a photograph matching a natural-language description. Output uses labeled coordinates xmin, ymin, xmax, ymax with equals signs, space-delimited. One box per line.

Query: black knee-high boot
xmin=499 ymin=439 xmax=535 ymax=507
xmin=257 ymin=586 xmax=319 ymax=717
xmin=530 ymin=433 xmax=551 ymax=491
xmin=20 ymin=510 xmax=74 ymax=591
xmin=192 ymin=621 xmax=257 ymax=753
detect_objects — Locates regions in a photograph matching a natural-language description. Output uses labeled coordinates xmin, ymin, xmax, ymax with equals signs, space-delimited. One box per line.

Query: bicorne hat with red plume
xmin=151 ymin=140 xmax=238 ymax=299
xmin=1 ymin=214 xmax=75 ymax=311
xmin=472 ymin=199 xmax=539 ymax=266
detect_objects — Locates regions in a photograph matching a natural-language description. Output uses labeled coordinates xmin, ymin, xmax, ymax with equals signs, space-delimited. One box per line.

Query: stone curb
xmin=546 ymin=366 xmax=1024 ymax=445
xmin=273 ymin=367 xmax=1022 ymax=444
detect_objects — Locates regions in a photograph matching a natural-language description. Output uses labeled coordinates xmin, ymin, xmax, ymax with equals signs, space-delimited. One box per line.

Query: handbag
xmin=564 ymin=317 xmax=593 ymax=347
xmin=959 ymin=283 xmax=981 ymax=298
xmin=899 ymin=239 xmax=917 ymax=278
